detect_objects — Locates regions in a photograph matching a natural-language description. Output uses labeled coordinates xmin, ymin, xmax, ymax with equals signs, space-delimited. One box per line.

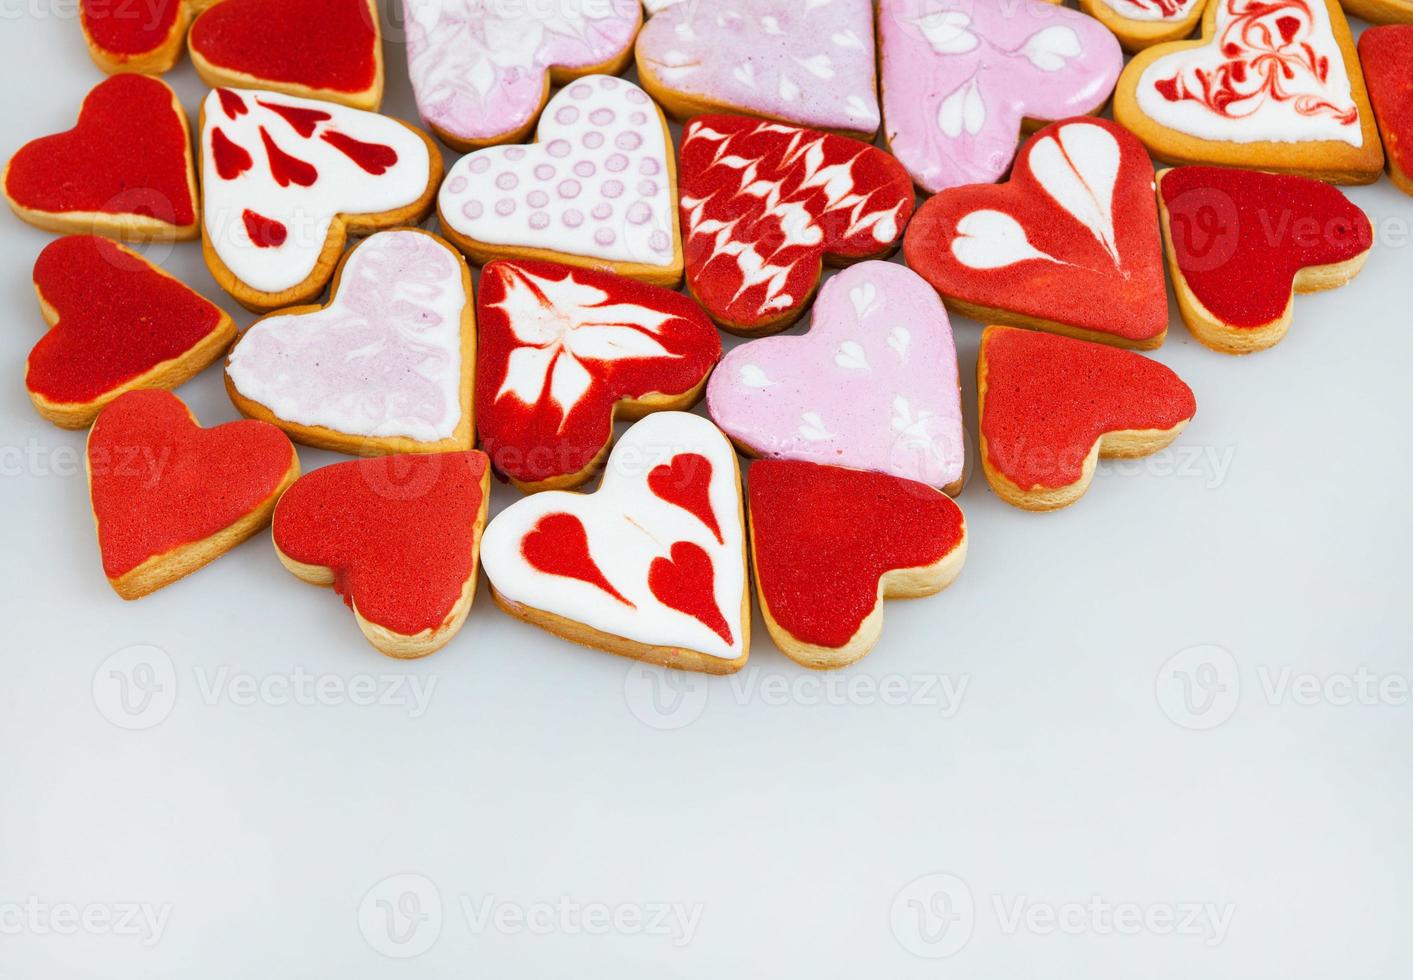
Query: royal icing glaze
xmin=878 ymin=0 xmax=1122 ymax=194
xmin=476 ymin=259 xmax=720 ymax=486
xmin=189 ymin=0 xmax=380 ymax=96
xmin=1099 ymin=0 xmax=1203 ymax=21
xmin=636 ymin=0 xmax=880 ymax=135
xmin=678 ymin=116 xmax=913 ymax=330
xmin=708 ymin=262 xmax=964 ymax=490
xmin=227 ymin=231 xmax=469 ymax=442
xmin=439 ymin=75 xmax=676 ymax=269
xmin=1360 ymin=26 xmax=1413 ymax=183
xmin=1136 ymin=0 xmax=1363 ymax=146
xmin=749 ymin=460 xmax=966 ymax=651
xmin=274 ymin=452 xmax=488 ymax=638
xmin=903 ymin=118 xmax=1168 ymax=346
xmin=201 ymin=88 xmax=432 ymax=293
xmin=29 ymin=236 xmax=226 ymax=406
xmin=87 ymin=389 xmax=296 ymax=580
xmin=403 ymin=0 xmax=640 ymax=144
xmin=481 ymin=412 xmax=746 ymax=661
xmin=5 ymin=74 xmax=196 ymax=228
xmin=81 ymin=0 xmax=181 ymax=58
xmin=980 ymin=327 xmax=1196 ymax=490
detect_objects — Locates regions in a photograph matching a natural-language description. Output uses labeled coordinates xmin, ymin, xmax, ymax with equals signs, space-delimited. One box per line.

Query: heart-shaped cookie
xmin=1114 ymin=0 xmax=1383 ymax=182
xmin=748 ymin=460 xmax=968 ymax=669
xmin=1078 ymin=0 xmax=1210 ymax=52
xmin=1342 ymin=0 xmax=1413 ymax=24
xmin=78 ymin=0 xmax=195 ymax=74
xmin=273 ymin=451 xmax=490 ymax=658
xmin=226 ymin=229 xmax=474 ymax=455
xmin=476 ymin=259 xmax=720 ymax=492
xmin=4 ymin=74 xmax=198 ymax=241
xmin=879 ymin=0 xmax=1122 ymax=193
xmin=28 ymin=236 xmax=234 ymax=429
xmin=1158 ymin=166 xmax=1372 ymax=353
xmin=403 ymin=0 xmax=641 ymax=150
xmin=200 ymin=87 xmax=439 ymax=312
xmin=636 ymin=0 xmax=880 ymax=139
xmin=87 ymin=389 xmax=300 ymax=598
xmin=904 ymin=117 xmax=1168 ymax=350
xmin=678 ymin=115 xmax=914 ymax=335
xmin=1360 ymin=25 xmax=1413 ymax=195
xmin=438 ymin=75 xmax=682 ymax=286
xmin=481 ymin=412 xmax=748 ymax=673
xmin=977 ymin=326 xmax=1196 ymax=511
xmin=189 ymin=0 xmax=383 ymax=110
xmin=708 ymin=262 xmax=965 ymax=493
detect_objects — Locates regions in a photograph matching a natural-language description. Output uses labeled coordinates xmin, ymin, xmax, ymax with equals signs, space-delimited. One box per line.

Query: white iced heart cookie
xmin=480 ymin=412 xmax=749 ymax=673
xmin=225 ymin=230 xmax=474 ymax=456
xmin=200 ymin=88 xmax=440 ymax=311
xmin=438 ymin=75 xmax=683 ymax=286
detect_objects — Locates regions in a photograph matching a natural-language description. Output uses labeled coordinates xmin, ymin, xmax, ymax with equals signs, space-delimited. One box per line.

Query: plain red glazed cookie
xmin=79 ymin=0 xmax=195 ymax=75
xmin=1158 ymin=166 xmax=1373 ymax=354
xmin=748 ymin=460 xmax=968 ymax=670
xmin=977 ymin=326 xmax=1197 ymax=511
xmin=273 ymin=452 xmax=491 ymax=658
xmin=3 ymin=74 xmax=199 ymax=241
xmin=86 ymin=389 xmax=299 ymax=599
xmin=28 ymin=236 xmax=235 ymax=429
xmin=678 ymin=115 xmax=914 ymax=335
xmin=1360 ymin=25 xmax=1413 ymax=196
xmin=904 ymin=117 xmax=1168 ymax=350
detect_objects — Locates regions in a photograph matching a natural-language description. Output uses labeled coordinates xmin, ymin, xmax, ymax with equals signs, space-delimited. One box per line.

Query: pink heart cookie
xmin=438 ymin=75 xmax=682 ymax=286
xmin=707 ymin=261 xmax=965 ymax=494
xmin=879 ymin=0 xmax=1122 ymax=194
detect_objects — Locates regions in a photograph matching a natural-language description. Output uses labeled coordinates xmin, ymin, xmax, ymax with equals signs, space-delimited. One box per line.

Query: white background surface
xmin=2 ymin=4 xmax=1411 ymax=977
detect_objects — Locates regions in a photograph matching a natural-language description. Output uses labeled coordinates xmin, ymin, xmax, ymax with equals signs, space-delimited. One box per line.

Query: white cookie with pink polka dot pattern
xmin=437 ymin=75 xmax=682 ymax=286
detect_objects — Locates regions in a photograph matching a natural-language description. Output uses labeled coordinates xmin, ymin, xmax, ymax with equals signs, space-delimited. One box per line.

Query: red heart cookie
xmin=678 ymin=115 xmax=914 ymax=335
xmin=904 ymin=117 xmax=1168 ymax=350
xmin=3 ymin=74 xmax=199 ymax=241
xmin=28 ymin=236 xmax=235 ymax=429
xmin=1360 ymin=25 xmax=1413 ymax=197
xmin=273 ymin=452 xmax=490 ymax=658
xmin=87 ymin=389 xmax=299 ymax=599
xmin=476 ymin=259 xmax=720 ymax=492
xmin=79 ymin=0 xmax=192 ymax=75
xmin=1158 ymin=166 xmax=1372 ymax=354
xmin=748 ymin=460 xmax=968 ymax=669
xmin=189 ymin=0 xmax=384 ymax=111
xmin=977 ymin=326 xmax=1196 ymax=511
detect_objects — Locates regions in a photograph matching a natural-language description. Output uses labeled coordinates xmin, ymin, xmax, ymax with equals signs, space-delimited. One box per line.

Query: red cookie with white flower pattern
xmin=3 ymin=74 xmax=199 ymax=241
xmin=1360 ymin=25 xmax=1413 ymax=196
xmin=748 ymin=460 xmax=968 ymax=670
xmin=273 ymin=452 xmax=490 ymax=658
xmin=678 ymin=115 xmax=914 ymax=335
xmin=977 ymin=326 xmax=1196 ymax=511
xmin=477 ymin=259 xmax=720 ymax=493
xmin=86 ymin=389 xmax=299 ymax=599
xmin=904 ymin=118 xmax=1168 ymax=350
xmin=1157 ymin=166 xmax=1372 ymax=354
xmin=28 ymin=236 xmax=235 ymax=429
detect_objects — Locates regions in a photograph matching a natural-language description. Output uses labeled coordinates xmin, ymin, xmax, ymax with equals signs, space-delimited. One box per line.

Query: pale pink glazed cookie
xmin=402 ymin=0 xmax=641 ymax=150
xmin=708 ymin=262 xmax=965 ymax=495
xmin=1079 ymin=0 xmax=1210 ymax=52
xmin=635 ymin=0 xmax=880 ymax=140
xmin=879 ymin=0 xmax=1122 ymax=194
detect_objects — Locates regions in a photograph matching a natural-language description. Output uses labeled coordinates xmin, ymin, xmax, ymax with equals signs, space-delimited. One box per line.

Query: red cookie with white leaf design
xmin=749 ymin=460 xmax=968 ymax=670
xmin=1157 ymin=166 xmax=1372 ymax=354
xmin=3 ymin=74 xmax=198 ymax=241
xmin=481 ymin=412 xmax=749 ymax=674
xmin=678 ymin=115 xmax=914 ymax=335
xmin=977 ymin=326 xmax=1196 ymax=511
xmin=273 ymin=452 xmax=490 ymax=659
xmin=904 ymin=117 xmax=1168 ymax=350
xmin=87 ymin=389 xmax=300 ymax=599
xmin=477 ymin=259 xmax=721 ymax=493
